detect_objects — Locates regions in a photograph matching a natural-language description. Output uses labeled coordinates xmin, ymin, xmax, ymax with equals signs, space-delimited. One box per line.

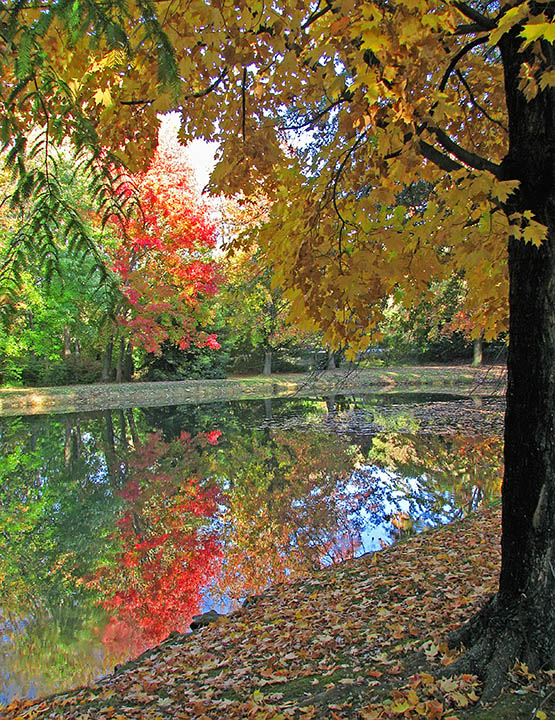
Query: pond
xmin=0 ymin=391 xmax=504 ymax=704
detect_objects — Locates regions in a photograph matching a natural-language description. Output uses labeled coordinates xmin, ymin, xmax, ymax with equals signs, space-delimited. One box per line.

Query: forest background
xmin=0 ymin=118 xmax=502 ymax=389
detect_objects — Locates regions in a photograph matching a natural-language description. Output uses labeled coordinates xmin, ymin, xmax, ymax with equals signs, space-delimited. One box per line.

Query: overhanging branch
xmin=440 ymin=36 xmax=488 ymax=91
xmin=417 ymin=140 xmax=462 ymax=172
xmin=426 ymin=125 xmax=501 ymax=175
xmin=453 ymin=2 xmax=496 ymax=30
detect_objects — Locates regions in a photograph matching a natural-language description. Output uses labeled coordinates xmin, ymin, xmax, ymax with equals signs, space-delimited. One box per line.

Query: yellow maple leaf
xmin=520 ymin=21 xmax=555 ymax=45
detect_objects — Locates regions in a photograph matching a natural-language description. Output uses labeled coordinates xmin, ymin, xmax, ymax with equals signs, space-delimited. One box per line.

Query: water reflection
xmin=0 ymin=394 xmax=503 ymax=703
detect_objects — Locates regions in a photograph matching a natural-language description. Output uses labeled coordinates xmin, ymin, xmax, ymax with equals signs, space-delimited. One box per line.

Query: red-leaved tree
xmin=105 ymin=141 xmax=220 ymax=380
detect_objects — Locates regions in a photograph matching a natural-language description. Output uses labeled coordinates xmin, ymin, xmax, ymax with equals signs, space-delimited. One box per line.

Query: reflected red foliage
xmin=90 ymin=432 xmax=223 ymax=653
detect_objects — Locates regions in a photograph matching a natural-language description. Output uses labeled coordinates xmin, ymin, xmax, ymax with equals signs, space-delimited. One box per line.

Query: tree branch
xmin=426 ymin=125 xmax=501 ymax=175
xmin=455 ymin=69 xmax=508 ymax=132
xmin=453 ymin=2 xmax=496 ymax=30
xmin=301 ymin=0 xmax=334 ymax=30
xmin=331 ymin=131 xmax=368 ymax=265
xmin=241 ymin=67 xmax=247 ymax=142
xmin=439 ymin=36 xmax=488 ymax=92
xmin=184 ymin=68 xmax=228 ymax=100
xmin=281 ymin=92 xmax=352 ymax=131
xmin=417 ymin=140 xmax=462 ymax=172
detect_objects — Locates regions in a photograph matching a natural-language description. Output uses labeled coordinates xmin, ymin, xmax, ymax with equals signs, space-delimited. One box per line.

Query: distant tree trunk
xmin=63 ymin=327 xmax=71 ymax=359
xmin=74 ymin=424 xmax=82 ymax=459
xmin=126 ymin=408 xmax=140 ymax=447
xmin=103 ymin=410 xmax=118 ymax=485
xmin=123 ymin=341 xmax=134 ymax=382
xmin=326 ymin=395 xmax=337 ymax=423
xmin=27 ymin=311 xmax=35 ymax=362
xmin=115 ymin=338 xmax=125 ymax=383
xmin=327 ymin=349 xmax=336 ymax=370
xmin=102 ymin=341 xmax=113 ymax=382
xmin=64 ymin=418 xmax=72 ymax=468
xmin=472 ymin=336 xmax=483 ymax=366
xmin=264 ymin=398 xmax=273 ymax=420
xmin=263 ymin=349 xmax=272 ymax=376
xmin=74 ymin=338 xmax=81 ymax=359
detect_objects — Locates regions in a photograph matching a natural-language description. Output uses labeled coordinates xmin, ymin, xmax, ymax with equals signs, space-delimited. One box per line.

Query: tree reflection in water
xmin=0 ymin=394 xmax=503 ymax=702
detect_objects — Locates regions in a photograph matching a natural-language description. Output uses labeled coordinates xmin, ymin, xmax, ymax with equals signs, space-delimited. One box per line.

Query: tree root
xmin=444 ymin=594 xmax=554 ymax=705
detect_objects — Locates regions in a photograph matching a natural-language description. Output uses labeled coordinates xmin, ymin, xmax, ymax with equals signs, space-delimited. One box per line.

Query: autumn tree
xmin=2 ymin=0 xmax=554 ymax=698
xmin=89 ymin=431 xmax=222 ymax=651
xmin=219 ymin=193 xmax=313 ymax=375
xmin=107 ymin=139 xmax=220 ymax=381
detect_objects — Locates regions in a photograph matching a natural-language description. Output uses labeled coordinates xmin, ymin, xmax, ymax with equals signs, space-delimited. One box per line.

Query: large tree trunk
xmin=115 ymin=338 xmax=125 ymax=383
xmin=123 ymin=341 xmax=134 ymax=382
xmin=449 ymin=26 xmax=555 ymax=700
xmin=63 ymin=327 xmax=71 ymax=359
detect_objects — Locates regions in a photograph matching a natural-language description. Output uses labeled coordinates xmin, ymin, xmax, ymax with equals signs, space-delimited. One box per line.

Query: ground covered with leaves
xmin=2 ymin=505 xmax=552 ymax=720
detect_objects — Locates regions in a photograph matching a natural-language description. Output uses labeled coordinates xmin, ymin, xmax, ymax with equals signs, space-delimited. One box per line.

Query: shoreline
xmin=2 ymin=505 xmax=550 ymax=720
xmin=0 ymin=365 xmax=506 ymax=416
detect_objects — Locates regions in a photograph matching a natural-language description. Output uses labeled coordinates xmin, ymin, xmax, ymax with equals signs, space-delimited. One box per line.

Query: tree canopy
xmin=1 ymin=0 xmax=553 ymax=700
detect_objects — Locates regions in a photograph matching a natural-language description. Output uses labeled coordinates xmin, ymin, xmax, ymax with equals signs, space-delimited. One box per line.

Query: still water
xmin=0 ymin=392 xmax=503 ymax=703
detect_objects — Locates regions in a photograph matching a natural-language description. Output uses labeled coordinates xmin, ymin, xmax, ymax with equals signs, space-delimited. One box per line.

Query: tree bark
xmin=123 ymin=341 xmax=134 ymax=382
xmin=102 ymin=341 xmax=113 ymax=383
xmin=327 ymin=349 xmax=336 ymax=370
xmin=126 ymin=408 xmax=140 ymax=447
xmin=115 ymin=338 xmax=125 ymax=383
xmin=449 ymin=24 xmax=555 ymax=699
xmin=63 ymin=327 xmax=71 ymax=359
xmin=472 ymin=336 xmax=482 ymax=366
xmin=263 ymin=349 xmax=272 ymax=376
xmin=264 ymin=397 xmax=273 ymax=420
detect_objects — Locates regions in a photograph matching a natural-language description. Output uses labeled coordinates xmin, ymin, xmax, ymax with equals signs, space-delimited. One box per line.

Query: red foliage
xmin=110 ymin=143 xmax=221 ymax=354
xmin=90 ymin=432 xmax=224 ymax=653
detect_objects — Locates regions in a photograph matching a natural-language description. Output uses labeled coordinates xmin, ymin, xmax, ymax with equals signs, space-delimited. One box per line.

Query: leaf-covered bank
xmin=2 ymin=506 xmax=551 ymax=720
xmin=0 ymin=365 xmax=506 ymax=416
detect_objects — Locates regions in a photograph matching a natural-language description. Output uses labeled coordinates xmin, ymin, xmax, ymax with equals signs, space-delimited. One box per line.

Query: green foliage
xmin=141 ymin=340 xmax=230 ymax=381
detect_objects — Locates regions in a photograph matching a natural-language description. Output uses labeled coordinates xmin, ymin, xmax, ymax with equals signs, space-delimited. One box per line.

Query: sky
xmin=158 ymin=112 xmax=217 ymax=191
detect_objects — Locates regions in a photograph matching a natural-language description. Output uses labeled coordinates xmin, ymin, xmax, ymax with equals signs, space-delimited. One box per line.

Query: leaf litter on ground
xmin=2 ymin=505 xmax=553 ymax=720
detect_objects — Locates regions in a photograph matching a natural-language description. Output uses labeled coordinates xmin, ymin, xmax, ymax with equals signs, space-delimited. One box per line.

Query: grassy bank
xmin=0 ymin=364 xmax=506 ymax=416
xmin=2 ymin=505 xmax=551 ymax=720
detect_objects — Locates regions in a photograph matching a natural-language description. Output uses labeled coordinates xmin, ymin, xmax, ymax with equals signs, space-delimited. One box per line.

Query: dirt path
xmin=0 ymin=365 xmax=506 ymax=416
